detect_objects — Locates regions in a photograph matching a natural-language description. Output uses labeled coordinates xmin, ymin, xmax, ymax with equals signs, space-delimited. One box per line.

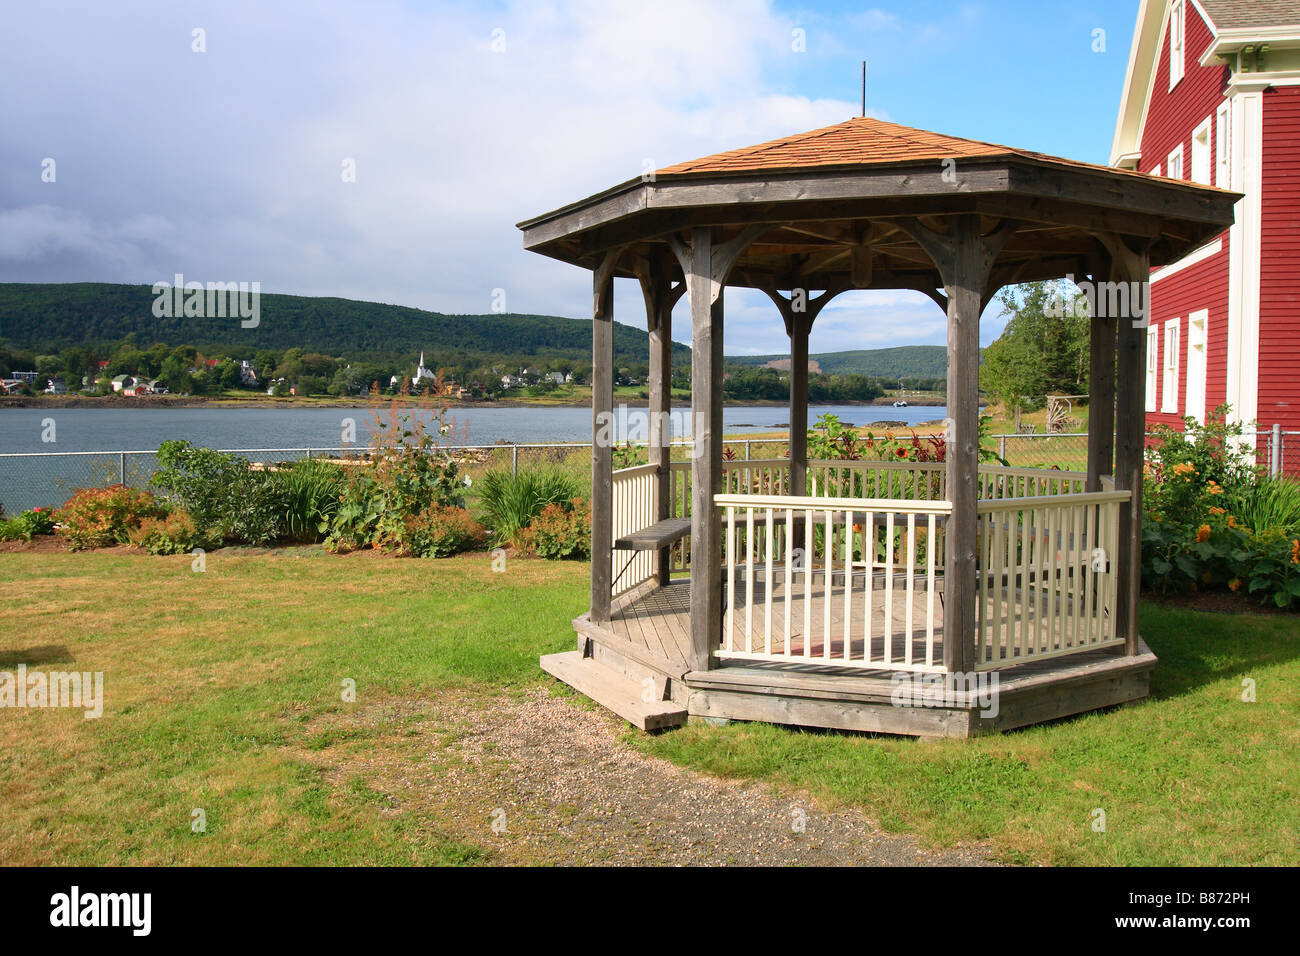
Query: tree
xmin=982 ymin=281 xmax=1090 ymax=410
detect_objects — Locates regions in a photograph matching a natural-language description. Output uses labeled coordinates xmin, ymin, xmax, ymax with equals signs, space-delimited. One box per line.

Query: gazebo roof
xmin=518 ymin=116 xmax=1240 ymax=293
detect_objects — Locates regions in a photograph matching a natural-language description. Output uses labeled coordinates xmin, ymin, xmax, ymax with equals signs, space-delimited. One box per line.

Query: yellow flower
xmin=1229 ymin=578 xmax=1241 ymax=592
xmin=1196 ymin=524 xmax=1212 ymax=543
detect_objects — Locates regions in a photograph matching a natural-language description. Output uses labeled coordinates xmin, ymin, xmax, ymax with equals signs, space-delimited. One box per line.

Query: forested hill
xmin=0 ymin=282 xmax=689 ymax=364
xmin=728 ymin=345 xmax=948 ymax=379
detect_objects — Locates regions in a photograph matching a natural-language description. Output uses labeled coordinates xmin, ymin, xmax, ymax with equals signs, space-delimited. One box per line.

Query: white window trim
xmin=1162 ymin=320 xmax=1181 ymax=414
xmin=1191 ymin=116 xmax=1212 ymax=184
xmin=1169 ymin=0 xmax=1185 ymax=91
xmin=1150 ymin=163 xmax=1161 ymax=178
xmin=1215 ymin=101 xmax=1231 ymax=188
xmin=1185 ymin=310 xmax=1208 ymax=425
xmin=1167 ymin=143 xmax=1185 ymax=181
xmin=1146 ymin=324 xmax=1160 ymax=412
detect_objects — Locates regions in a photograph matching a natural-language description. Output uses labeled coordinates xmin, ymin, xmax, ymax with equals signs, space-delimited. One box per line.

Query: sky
xmin=0 ymin=0 xmax=1141 ymax=357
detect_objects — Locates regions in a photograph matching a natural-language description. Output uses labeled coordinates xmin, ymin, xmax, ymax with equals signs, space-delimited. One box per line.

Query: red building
xmin=1111 ymin=0 xmax=1300 ymax=468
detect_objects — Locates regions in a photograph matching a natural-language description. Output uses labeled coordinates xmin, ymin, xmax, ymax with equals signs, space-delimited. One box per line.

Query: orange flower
xmin=1291 ymin=539 xmax=1299 ymax=565
xmin=1196 ymin=524 xmax=1212 ymax=543
xmin=1229 ymin=578 xmax=1241 ymax=592
xmin=1227 ymin=515 xmax=1237 ymax=528
xmin=1172 ymin=462 xmax=1195 ymax=476
xmin=1208 ymin=506 xmax=1226 ymax=515
xmin=1207 ymin=481 xmax=1224 ymax=495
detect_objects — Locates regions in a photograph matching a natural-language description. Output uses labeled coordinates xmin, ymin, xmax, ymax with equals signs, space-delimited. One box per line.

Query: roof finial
xmin=861 ymin=60 xmax=866 ymax=117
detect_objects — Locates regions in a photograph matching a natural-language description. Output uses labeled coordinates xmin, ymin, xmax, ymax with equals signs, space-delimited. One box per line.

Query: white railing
xmin=974 ymin=490 xmax=1128 ymax=670
xmin=611 ymin=463 xmax=658 ymax=596
xmin=715 ymin=493 xmax=951 ymax=673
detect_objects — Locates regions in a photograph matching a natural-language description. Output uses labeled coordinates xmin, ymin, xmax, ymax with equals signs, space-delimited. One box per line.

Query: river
xmin=0 ymin=403 xmax=953 ymax=454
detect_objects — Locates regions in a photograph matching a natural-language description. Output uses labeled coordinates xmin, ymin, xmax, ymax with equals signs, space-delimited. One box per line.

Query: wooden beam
xmin=1087 ymin=305 xmax=1117 ymax=492
xmin=590 ymin=249 xmax=620 ymax=623
xmin=636 ymin=251 xmax=682 ymax=584
xmin=895 ymin=215 xmax=1013 ymax=674
xmin=685 ymin=228 xmax=724 ymax=672
xmin=1106 ymin=239 xmax=1151 ymax=657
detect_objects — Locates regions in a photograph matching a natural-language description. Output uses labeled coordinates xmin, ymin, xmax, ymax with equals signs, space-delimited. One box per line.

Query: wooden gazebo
xmin=522 ymin=117 xmax=1237 ymax=736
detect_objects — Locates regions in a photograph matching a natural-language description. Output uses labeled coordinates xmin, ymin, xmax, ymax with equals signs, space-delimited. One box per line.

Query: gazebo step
xmin=540 ymin=652 xmax=687 ymax=731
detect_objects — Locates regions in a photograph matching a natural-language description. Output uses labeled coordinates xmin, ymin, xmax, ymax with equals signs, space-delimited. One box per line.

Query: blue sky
xmin=0 ymin=0 xmax=1141 ymax=356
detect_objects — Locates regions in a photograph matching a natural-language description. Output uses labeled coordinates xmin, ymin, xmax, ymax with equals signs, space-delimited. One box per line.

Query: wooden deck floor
xmin=610 ymin=577 xmax=942 ymax=668
xmin=609 ymin=577 xmax=1117 ymax=673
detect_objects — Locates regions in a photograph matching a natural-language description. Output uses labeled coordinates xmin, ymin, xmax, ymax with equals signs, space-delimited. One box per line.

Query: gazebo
xmin=522 ymin=117 xmax=1238 ymax=737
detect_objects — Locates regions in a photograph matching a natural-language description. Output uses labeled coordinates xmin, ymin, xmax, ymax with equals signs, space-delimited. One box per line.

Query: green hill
xmin=0 ymin=282 xmax=690 ymax=364
xmin=728 ymin=345 xmax=948 ymax=379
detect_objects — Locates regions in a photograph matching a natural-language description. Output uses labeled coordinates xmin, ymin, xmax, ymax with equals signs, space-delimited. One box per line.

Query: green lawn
xmin=1 ymin=549 xmax=1296 ymax=865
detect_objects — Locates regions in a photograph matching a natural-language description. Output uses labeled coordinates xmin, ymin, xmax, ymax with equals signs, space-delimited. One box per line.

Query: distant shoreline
xmin=0 ymin=395 xmax=946 ymax=411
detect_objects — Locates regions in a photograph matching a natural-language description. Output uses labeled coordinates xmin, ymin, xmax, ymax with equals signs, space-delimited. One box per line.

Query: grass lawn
xmin=0 ymin=548 xmax=587 ymax=865
xmin=1 ymin=549 xmax=1296 ymax=865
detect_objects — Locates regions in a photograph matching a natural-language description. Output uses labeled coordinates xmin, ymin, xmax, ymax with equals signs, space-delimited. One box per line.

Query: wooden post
xmin=756 ymin=281 xmax=846 ymax=497
xmin=590 ymin=254 xmax=618 ymax=623
xmin=1086 ymin=308 xmax=1117 ymax=492
xmin=686 ymin=228 xmax=722 ymax=672
xmin=638 ymin=253 xmax=683 ymax=585
xmin=895 ymin=215 xmax=1011 ymax=675
xmin=667 ymin=225 xmax=765 ymax=672
xmin=789 ymin=319 xmax=810 ymax=496
xmin=942 ymin=216 xmax=983 ymax=675
xmin=1108 ymin=243 xmax=1150 ymax=656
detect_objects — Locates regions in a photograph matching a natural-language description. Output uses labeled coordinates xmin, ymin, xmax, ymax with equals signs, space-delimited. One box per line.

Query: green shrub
xmin=398 ymin=505 xmax=486 ymax=557
xmin=0 ymin=507 xmax=56 ymax=541
xmin=1226 ymin=476 xmax=1300 ymax=537
xmin=518 ymin=498 xmax=591 ymax=559
xmin=55 ymin=486 xmax=166 ymax=550
xmin=151 ymin=440 xmax=286 ymax=545
xmin=275 ymin=458 xmax=345 ymax=542
xmin=476 ymin=468 xmax=587 ymax=544
xmin=128 ymin=511 xmax=215 ymax=555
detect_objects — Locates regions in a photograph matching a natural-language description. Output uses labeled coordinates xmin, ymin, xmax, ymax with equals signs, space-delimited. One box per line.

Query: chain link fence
xmin=4 ymin=430 xmax=1295 ymax=516
xmin=0 ymin=439 xmax=793 ymax=515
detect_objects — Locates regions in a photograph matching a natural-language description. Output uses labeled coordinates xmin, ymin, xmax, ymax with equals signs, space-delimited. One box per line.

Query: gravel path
xmin=304 ymin=687 xmax=994 ymax=866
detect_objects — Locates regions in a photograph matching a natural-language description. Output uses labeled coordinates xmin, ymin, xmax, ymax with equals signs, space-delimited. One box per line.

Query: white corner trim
xmin=1151 ymin=237 xmax=1223 ymax=283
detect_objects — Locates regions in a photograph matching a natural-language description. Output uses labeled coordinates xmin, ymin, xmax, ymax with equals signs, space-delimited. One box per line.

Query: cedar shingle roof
xmin=654 ymin=116 xmax=1155 ymax=183
xmin=1197 ymin=0 xmax=1300 ymax=30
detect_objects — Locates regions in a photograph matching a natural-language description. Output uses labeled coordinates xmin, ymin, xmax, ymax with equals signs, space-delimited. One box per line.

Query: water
xmin=0 ymin=403 xmax=952 ymax=454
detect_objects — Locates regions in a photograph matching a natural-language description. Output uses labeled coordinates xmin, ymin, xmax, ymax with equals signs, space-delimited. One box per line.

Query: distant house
xmin=1 ymin=379 xmax=23 ymax=394
xmin=110 ymin=374 xmax=135 ymax=393
xmin=11 ymin=371 xmax=39 ymax=383
xmin=500 ymin=374 xmax=522 ymax=389
xmin=238 ymin=360 xmax=257 ymax=387
xmin=546 ymin=371 xmax=566 ymax=386
xmin=43 ymin=379 xmax=68 ymax=395
xmin=148 ymin=380 xmax=167 ymax=395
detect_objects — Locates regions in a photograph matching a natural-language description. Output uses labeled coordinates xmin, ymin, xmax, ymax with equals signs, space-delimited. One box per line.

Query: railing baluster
xmin=764 ymin=506 xmax=774 ymax=656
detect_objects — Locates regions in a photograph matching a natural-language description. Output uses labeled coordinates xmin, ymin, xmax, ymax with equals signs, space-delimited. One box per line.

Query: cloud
xmin=0 ymin=0 xmax=995 ymax=353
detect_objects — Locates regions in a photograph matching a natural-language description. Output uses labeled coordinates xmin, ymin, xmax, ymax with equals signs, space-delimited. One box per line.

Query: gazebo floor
xmin=562 ymin=579 xmax=1157 ymax=738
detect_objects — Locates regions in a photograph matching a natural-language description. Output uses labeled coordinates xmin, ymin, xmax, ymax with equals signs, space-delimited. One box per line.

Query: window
xmin=1191 ymin=118 xmax=1212 ymax=184
xmin=1162 ymin=319 xmax=1181 ymax=414
xmin=1167 ymin=144 xmax=1184 ymax=181
xmin=1146 ymin=325 xmax=1159 ymax=412
xmin=1169 ymin=0 xmax=1185 ymax=89
xmin=1215 ymin=101 xmax=1231 ymax=188
xmin=1186 ymin=311 xmax=1208 ymax=424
